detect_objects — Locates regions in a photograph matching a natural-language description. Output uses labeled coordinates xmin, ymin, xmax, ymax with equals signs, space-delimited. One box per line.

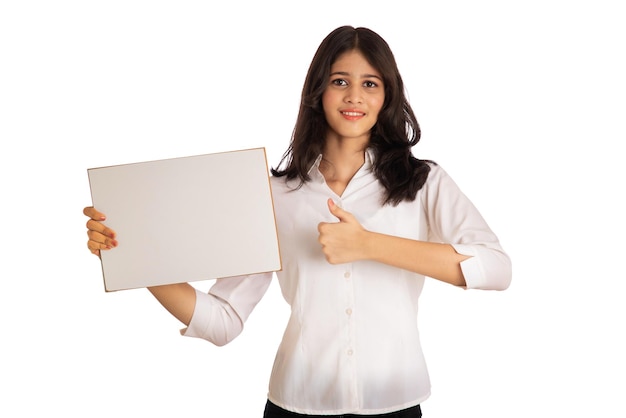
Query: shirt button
xmin=344 ymin=272 xmax=351 ymax=279
xmin=347 ymin=349 xmax=354 ymax=356
xmin=345 ymin=308 xmax=352 ymax=316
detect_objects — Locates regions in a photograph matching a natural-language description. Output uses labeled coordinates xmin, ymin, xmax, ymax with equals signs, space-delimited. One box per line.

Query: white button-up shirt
xmin=184 ymin=150 xmax=512 ymax=415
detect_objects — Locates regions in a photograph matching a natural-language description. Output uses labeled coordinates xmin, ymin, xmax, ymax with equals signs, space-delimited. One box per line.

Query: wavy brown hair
xmin=271 ymin=26 xmax=431 ymax=205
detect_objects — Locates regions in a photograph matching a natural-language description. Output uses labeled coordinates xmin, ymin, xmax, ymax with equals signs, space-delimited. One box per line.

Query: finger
xmin=87 ymin=229 xmax=117 ymax=247
xmin=327 ymin=198 xmax=352 ymax=222
xmin=86 ymin=219 xmax=116 ymax=239
xmin=317 ymin=224 xmax=329 ymax=246
xmin=83 ymin=206 xmax=106 ymax=221
xmin=87 ymin=236 xmax=112 ymax=254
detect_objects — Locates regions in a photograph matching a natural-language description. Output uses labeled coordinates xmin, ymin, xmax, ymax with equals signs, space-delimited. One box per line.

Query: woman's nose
xmin=344 ymin=86 xmax=363 ymax=104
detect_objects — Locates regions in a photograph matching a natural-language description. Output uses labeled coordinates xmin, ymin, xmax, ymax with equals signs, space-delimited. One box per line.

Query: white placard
xmin=88 ymin=148 xmax=281 ymax=291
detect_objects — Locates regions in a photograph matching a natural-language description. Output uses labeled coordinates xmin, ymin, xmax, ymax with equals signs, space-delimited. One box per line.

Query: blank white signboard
xmin=88 ymin=148 xmax=281 ymax=292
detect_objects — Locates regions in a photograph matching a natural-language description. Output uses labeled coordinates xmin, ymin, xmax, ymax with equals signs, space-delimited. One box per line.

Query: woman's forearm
xmin=363 ymin=231 xmax=469 ymax=286
xmin=147 ymin=283 xmax=197 ymax=326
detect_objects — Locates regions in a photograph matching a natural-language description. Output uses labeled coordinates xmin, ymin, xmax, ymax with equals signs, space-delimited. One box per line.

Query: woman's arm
xmin=318 ymin=163 xmax=512 ymax=291
xmin=84 ymin=207 xmax=196 ymax=324
xmin=318 ymin=199 xmax=469 ymax=286
xmin=84 ymin=206 xmax=271 ymax=344
xmin=147 ymin=283 xmax=196 ymax=326
xmin=364 ymin=232 xmax=468 ymax=286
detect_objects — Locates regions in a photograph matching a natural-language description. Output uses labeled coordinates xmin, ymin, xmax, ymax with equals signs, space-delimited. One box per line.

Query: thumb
xmin=327 ymin=198 xmax=351 ymax=222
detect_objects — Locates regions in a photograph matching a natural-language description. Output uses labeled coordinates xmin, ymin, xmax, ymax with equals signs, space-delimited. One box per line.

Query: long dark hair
xmin=271 ymin=26 xmax=431 ymax=205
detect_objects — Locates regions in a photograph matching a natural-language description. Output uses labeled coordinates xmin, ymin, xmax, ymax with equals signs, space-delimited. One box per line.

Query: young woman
xmin=84 ymin=26 xmax=512 ymax=417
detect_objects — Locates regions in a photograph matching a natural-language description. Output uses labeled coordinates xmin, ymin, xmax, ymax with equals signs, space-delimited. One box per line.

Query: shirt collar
xmin=307 ymin=148 xmax=375 ymax=183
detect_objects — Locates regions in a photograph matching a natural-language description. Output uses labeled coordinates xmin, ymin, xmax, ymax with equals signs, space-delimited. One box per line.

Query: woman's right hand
xmin=83 ymin=206 xmax=118 ymax=256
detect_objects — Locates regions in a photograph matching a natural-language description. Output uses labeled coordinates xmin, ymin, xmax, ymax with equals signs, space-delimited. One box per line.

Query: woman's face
xmin=321 ymin=49 xmax=385 ymax=145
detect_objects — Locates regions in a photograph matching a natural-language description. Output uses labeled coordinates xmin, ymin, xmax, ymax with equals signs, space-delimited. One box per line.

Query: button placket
xmin=342 ymin=263 xmax=359 ymax=408
xmin=343 ymin=264 xmax=356 ymax=359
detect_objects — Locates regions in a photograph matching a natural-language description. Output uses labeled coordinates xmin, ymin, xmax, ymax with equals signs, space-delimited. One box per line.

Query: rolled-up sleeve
xmin=424 ymin=165 xmax=512 ymax=290
xmin=452 ymin=243 xmax=512 ymax=290
xmin=181 ymin=272 xmax=273 ymax=346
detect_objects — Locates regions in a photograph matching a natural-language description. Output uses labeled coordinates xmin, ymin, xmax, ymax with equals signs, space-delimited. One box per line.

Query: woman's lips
xmin=340 ymin=110 xmax=365 ymax=120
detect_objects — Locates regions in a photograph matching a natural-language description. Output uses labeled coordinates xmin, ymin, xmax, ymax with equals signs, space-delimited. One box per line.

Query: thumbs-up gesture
xmin=318 ymin=198 xmax=368 ymax=264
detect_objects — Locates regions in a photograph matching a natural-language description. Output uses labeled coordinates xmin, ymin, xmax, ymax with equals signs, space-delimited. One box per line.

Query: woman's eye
xmin=364 ymin=80 xmax=378 ymax=88
xmin=332 ymin=79 xmax=348 ymax=86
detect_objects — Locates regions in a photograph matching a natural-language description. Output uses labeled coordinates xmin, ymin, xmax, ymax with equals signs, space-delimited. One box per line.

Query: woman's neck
xmin=320 ymin=136 xmax=368 ymax=196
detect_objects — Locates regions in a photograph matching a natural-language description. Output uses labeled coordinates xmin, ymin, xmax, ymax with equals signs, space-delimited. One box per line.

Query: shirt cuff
xmin=180 ymin=289 xmax=229 ymax=338
xmin=452 ymin=243 xmax=512 ymax=290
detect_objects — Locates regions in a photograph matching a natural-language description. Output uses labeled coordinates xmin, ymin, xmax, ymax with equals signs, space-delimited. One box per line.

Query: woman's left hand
xmin=318 ymin=198 xmax=369 ymax=264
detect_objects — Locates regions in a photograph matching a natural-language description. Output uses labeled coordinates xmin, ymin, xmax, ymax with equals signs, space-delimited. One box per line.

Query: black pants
xmin=263 ymin=400 xmax=422 ymax=418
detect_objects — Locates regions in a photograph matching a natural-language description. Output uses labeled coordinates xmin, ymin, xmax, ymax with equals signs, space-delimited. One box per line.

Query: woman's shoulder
xmin=423 ymin=160 xmax=443 ymax=177
xmin=270 ymin=174 xmax=292 ymax=189
xmin=420 ymin=160 xmax=466 ymax=198
xmin=419 ymin=159 xmax=444 ymax=185
xmin=269 ymin=175 xmax=303 ymax=197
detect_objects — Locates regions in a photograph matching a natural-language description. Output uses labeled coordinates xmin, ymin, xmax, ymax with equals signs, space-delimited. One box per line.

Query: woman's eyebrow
xmin=330 ymin=71 xmax=383 ymax=81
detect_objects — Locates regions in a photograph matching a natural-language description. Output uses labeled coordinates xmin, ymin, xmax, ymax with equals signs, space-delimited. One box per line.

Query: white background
xmin=1 ymin=1 xmax=624 ymax=417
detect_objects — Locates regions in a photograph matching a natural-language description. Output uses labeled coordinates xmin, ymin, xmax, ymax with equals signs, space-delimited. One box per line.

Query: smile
xmin=341 ymin=111 xmax=365 ymax=117
xmin=340 ymin=111 xmax=366 ymax=121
